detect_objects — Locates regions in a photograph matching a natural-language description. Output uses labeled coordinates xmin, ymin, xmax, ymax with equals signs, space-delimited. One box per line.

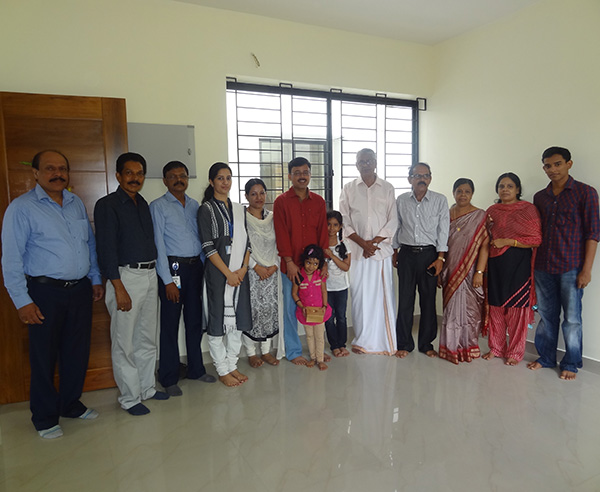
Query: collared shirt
xmin=273 ymin=187 xmax=328 ymax=273
xmin=1 ymin=184 xmax=101 ymax=309
xmin=534 ymin=176 xmax=600 ymax=274
xmin=150 ymin=191 xmax=204 ymax=285
xmin=94 ymin=186 xmax=157 ymax=280
xmin=339 ymin=175 xmax=398 ymax=261
xmin=393 ymin=189 xmax=449 ymax=251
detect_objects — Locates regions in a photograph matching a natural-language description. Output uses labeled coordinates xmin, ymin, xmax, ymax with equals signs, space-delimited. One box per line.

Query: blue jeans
xmin=281 ymin=272 xmax=303 ymax=360
xmin=534 ymin=269 xmax=584 ymax=373
xmin=325 ymin=289 xmax=348 ymax=350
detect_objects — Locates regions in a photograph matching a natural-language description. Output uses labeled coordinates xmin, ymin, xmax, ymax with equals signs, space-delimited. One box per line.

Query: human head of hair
xmin=202 ymin=162 xmax=232 ymax=203
xmin=288 ymin=157 xmax=311 ymax=174
xmin=495 ymin=172 xmax=522 ymax=201
xmin=244 ymin=178 xmax=267 ymax=195
xmin=409 ymin=161 xmax=431 ymax=176
xmin=162 ymin=160 xmax=189 ymax=178
xmin=327 ymin=210 xmax=343 ymax=239
xmin=326 ymin=210 xmax=348 ymax=259
xmin=452 ymin=178 xmax=475 ymax=193
xmin=300 ymin=243 xmax=325 ymax=270
xmin=356 ymin=148 xmax=376 ymax=161
xmin=31 ymin=150 xmax=70 ymax=171
xmin=117 ymin=152 xmax=147 ymax=174
xmin=542 ymin=146 xmax=571 ymax=162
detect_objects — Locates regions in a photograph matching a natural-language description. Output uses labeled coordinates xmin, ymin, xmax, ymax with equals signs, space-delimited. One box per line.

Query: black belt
xmin=168 ymin=256 xmax=200 ymax=265
xmin=123 ymin=261 xmax=156 ymax=269
xmin=27 ymin=275 xmax=85 ymax=288
xmin=400 ymin=244 xmax=436 ymax=253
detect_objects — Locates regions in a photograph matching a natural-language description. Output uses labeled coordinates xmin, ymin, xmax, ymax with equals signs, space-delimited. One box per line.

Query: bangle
xmin=437 ymin=256 xmax=445 ymax=262
xmin=476 ymin=270 xmax=484 ymax=274
xmin=513 ymin=240 xmax=517 ymax=247
xmin=295 ymin=299 xmax=301 ymax=305
xmin=285 ymin=258 xmax=293 ymax=263
xmin=243 ymin=263 xmax=249 ymax=268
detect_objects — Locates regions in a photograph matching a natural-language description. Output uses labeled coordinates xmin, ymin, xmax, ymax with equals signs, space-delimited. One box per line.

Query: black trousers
xmin=325 ymin=289 xmax=348 ymax=350
xmin=157 ymin=259 xmax=206 ymax=387
xmin=395 ymin=245 xmax=439 ymax=353
xmin=27 ymin=277 xmax=92 ymax=430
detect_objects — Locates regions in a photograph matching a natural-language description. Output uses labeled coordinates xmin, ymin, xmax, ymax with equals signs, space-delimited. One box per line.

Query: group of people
xmin=2 ymin=145 xmax=597 ymax=441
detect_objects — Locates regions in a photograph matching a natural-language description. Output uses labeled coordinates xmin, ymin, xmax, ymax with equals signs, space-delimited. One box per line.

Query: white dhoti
xmin=350 ymin=257 xmax=397 ymax=355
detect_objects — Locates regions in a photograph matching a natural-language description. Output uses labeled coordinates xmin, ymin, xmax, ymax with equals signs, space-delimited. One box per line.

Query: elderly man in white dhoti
xmin=339 ymin=149 xmax=398 ymax=355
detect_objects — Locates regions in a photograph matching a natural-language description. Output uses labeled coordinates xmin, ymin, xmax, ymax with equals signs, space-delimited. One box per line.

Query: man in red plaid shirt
xmin=528 ymin=147 xmax=600 ymax=380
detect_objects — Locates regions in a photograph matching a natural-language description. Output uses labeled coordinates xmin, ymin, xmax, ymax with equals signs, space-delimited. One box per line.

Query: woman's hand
xmin=491 ymin=238 xmax=513 ymax=249
xmin=473 ymin=271 xmax=484 ymax=288
xmin=254 ymin=264 xmax=270 ymax=280
xmin=226 ymin=271 xmax=241 ymax=287
xmin=324 ymin=248 xmax=333 ymax=258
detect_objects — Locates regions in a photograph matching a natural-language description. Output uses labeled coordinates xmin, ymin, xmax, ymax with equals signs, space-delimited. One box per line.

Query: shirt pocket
xmin=70 ymin=219 xmax=90 ymax=241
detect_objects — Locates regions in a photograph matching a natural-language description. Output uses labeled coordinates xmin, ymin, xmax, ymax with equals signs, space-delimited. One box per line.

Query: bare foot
xmin=248 ymin=355 xmax=263 ymax=368
xmin=505 ymin=358 xmax=519 ymax=366
xmin=219 ymin=374 xmax=241 ymax=387
xmin=332 ymin=348 xmax=342 ymax=357
xmin=560 ymin=370 xmax=577 ymax=380
xmin=340 ymin=348 xmax=350 ymax=356
xmin=395 ymin=350 xmax=409 ymax=358
xmin=306 ymin=359 xmax=316 ymax=368
xmin=324 ymin=353 xmax=332 ymax=362
xmin=231 ymin=369 xmax=248 ymax=382
xmin=261 ymin=353 xmax=279 ymax=366
xmin=425 ymin=349 xmax=438 ymax=358
xmin=482 ymin=351 xmax=495 ymax=360
xmin=351 ymin=347 xmax=364 ymax=354
xmin=290 ymin=356 xmax=308 ymax=366
xmin=527 ymin=361 xmax=543 ymax=370
xmin=317 ymin=362 xmax=328 ymax=371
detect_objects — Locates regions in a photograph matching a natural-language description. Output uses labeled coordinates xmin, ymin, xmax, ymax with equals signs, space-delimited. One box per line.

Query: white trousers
xmin=242 ymin=335 xmax=272 ymax=357
xmin=106 ymin=266 xmax=159 ymax=409
xmin=208 ymin=327 xmax=243 ymax=376
xmin=350 ymin=257 xmax=397 ymax=355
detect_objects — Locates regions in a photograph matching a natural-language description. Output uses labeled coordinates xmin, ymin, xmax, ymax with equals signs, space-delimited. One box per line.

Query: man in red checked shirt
xmin=528 ymin=146 xmax=599 ymax=380
xmin=273 ymin=157 xmax=329 ymax=365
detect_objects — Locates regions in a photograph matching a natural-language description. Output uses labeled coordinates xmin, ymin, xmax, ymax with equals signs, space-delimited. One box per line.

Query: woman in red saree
xmin=483 ymin=172 xmax=542 ymax=366
xmin=439 ymin=179 xmax=489 ymax=364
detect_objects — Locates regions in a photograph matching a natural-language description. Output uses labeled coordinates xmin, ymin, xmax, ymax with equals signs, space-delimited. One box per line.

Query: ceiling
xmin=174 ymin=0 xmax=543 ymax=45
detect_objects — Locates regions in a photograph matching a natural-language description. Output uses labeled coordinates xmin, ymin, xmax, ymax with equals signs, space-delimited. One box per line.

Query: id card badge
xmin=171 ymin=261 xmax=181 ymax=289
xmin=225 ymin=245 xmax=232 ymax=255
xmin=172 ymin=275 xmax=182 ymax=289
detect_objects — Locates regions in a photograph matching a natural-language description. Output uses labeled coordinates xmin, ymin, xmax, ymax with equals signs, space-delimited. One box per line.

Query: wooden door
xmin=0 ymin=92 xmax=127 ymax=404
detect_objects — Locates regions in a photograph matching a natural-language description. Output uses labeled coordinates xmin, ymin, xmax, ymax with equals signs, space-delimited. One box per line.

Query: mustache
xmin=127 ymin=181 xmax=141 ymax=186
xmin=49 ymin=177 xmax=67 ymax=183
xmin=418 ymin=181 xmax=426 ymax=186
xmin=173 ymin=181 xmax=185 ymax=186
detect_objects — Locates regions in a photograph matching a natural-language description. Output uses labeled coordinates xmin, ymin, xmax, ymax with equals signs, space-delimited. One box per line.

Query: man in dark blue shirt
xmin=94 ymin=152 xmax=168 ymax=415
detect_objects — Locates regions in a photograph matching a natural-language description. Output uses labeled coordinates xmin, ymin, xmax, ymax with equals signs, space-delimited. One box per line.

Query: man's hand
xmin=427 ymin=258 xmax=444 ymax=276
xmin=92 ymin=284 xmax=104 ymax=302
xmin=286 ymin=261 xmax=301 ymax=284
xmin=577 ymin=269 xmax=592 ymax=289
xmin=114 ymin=284 xmax=132 ymax=311
xmin=18 ymin=303 xmax=44 ymax=325
xmin=165 ymin=282 xmax=180 ymax=303
xmin=392 ymin=250 xmax=398 ymax=268
xmin=361 ymin=238 xmax=380 ymax=259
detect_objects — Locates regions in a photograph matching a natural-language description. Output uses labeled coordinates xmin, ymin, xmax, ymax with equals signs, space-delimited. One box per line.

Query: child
xmin=324 ymin=211 xmax=351 ymax=357
xmin=292 ymin=244 xmax=332 ymax=370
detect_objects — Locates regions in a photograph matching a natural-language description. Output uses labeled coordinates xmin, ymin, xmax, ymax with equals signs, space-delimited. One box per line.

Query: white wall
xmin=0 ymin=0 xmax=434 ymax=200
xmin=426 ymin=0 xmax=600 ymax=360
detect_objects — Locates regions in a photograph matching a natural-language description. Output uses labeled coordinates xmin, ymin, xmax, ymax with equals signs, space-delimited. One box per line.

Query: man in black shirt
xmin=94 ymin=152 xmax=168 ymax=416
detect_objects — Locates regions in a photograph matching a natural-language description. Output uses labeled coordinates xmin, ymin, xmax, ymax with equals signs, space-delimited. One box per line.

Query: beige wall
xmin=427 ymin=0 xmax=600 ymax=360
xmin=2 ymin=0 xmax=600 ymax=362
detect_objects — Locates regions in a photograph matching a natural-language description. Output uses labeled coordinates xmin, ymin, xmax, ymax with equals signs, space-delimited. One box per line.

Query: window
xmin=226 ymin=80 xmax=421 ymax=208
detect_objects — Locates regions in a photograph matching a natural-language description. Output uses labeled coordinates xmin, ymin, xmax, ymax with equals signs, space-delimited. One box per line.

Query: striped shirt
xmin=534 ymin=176 xmax=600 ymax=274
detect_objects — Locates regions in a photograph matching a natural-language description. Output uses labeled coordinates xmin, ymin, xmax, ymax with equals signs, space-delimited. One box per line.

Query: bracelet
xmin=513 ymin=240 xmax=517 ymax=247
xmin=295 ymin=299 xmax=301 ymax=305
xmin=243 ymin=263 xmax=249 ymax=268
xmin=476 ymin=270 xmax=484 ymax=274
xmin=437 ymin=256 xmax=445 ymax=262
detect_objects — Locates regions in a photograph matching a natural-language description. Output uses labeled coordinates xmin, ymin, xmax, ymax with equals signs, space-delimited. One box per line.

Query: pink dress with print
xmin=295 ymin=268 xmax=332 ymax=325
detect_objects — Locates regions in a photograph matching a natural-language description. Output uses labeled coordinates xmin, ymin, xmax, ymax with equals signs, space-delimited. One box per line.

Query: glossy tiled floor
xmin=1 ymin=337 xmax=600 ymax=492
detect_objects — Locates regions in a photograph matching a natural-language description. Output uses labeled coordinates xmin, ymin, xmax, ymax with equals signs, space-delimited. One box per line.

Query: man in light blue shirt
xmin=1 ymin=150 xmax=104 ymax=439
xmin=393 ymin=162 xmax=449 ymax=358
xmin=150 ymin=161 xmax=215 ymax=397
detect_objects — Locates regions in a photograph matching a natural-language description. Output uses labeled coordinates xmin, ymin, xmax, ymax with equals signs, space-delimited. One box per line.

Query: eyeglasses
xmin=410 ymin=173 xmax=431 ymax=179
xmin=292 ymin=170 xmax=311 ymax=177
xmin=357 ymin=159 xmax=376 ymax=165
